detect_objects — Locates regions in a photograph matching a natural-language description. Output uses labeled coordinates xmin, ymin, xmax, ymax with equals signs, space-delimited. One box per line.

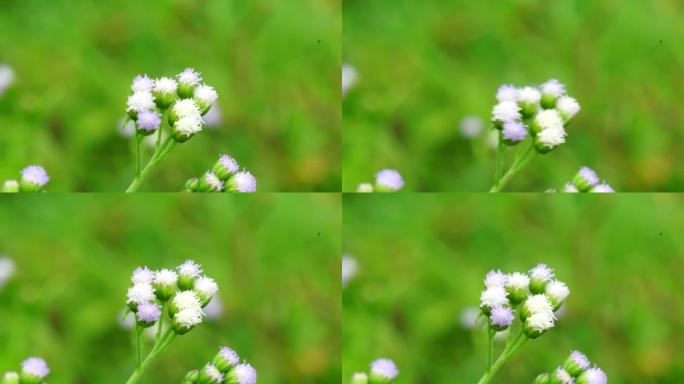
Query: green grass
xmin=0 ymin=194 xmax=341 ymax=383
xmin=343 ymin=194 xmax=684 ymax=383
xmin=342 ymin=0 xmax=684 ymax=191
xmin=0 ymin=0 xmax=341 ymax=191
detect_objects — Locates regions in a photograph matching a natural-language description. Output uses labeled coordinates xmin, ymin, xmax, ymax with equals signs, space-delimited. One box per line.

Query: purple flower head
xmin=132 ymin=266 xmax=154 ymax=284
xmin=375 ymin=169 xmax=404 ymax=191
xmin=132 ymin=74 xmax=154 ymax=93
xmin=21 ymin=165 xmax=49 ymax=187
xmin=371 ymin=358 xmax=399 ymax=380
xmin=21 ymin=357 xmax=49 ymax=378
xmin=583 ymin=367 xmax=607 ymax=384
xmin=137 ymin=110 xmax=161 ymax=132
xmin=591 ymin=183 xmax=614 ymax=193
xmin=502 ymin=121 xmax=528 ymax=142
xmin=579 ymin=167 xmax=599 ymax=186
xmin=490 ymin=306 xmax=514 ymax=327
xmin=234 ymin=363 xmax=257 ymax=384
xmin=219 ymin=155 xmax=239 ymax=174
xmin=496 ymin=84 xmax=519 ymax=102
xmin=138 ymin=302 xmax=161 ymax=323
xmin=570 ymin=350 xmax=590 ymax=370
xmin=485 ymin=270 xmax=507 ymax=288
xmin=219 ymin=346 xmax=240 ymax=366
xmin=233 ymin=171 xmax=256 ymax=193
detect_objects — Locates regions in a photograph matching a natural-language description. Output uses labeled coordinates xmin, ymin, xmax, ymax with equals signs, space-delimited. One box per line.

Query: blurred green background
xmin=343 ymin=194 xmax=684 ymax=383
xmin=342 ymin=0 xmax=684 ymax=191
xmin=0 ymin=0 xmax=340 ymax=191
xmin=0 ymin=194 xmax=340 ymax=383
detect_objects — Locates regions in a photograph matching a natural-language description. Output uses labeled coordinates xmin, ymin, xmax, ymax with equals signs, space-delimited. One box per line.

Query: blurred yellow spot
xmin=636 ymin=345 xmax=671 ymax=376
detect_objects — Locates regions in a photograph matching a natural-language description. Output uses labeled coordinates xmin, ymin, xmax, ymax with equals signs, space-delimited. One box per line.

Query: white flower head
xmin=132 ymin=266 xmax=155 ymax=284
xmin=194 ymin=84 xmax=218 ymax=105
xmin=177 ymin=68 xmax=202 ymax=86
xmin=174 ymin=115 xmax=204 ymax=136
xmin=127 ymin=283 xmax=155 ymax=305
xmin=496 ymin=84 xmax=519 ymax=102
xmin=541 ymin=79 xmax=566 ymax=97
xmin=342 ymin=254 xmax=358 ymax=286
xmin=233 ymin=363 xmax=257 ymax=384
xmin=557 ymin=96 xmax=580 ymax=119
xmin=526 ymin=311 xmax=555 ymax=331
xmin=173 ymin=99 xmax=202 ymax=118
xmin=175 ymin=307 xmax=204 ymax=327
xmin=132 ymin=74 xmax=154 ymax=93
xmin=356 ymin=183 xmax=374 ymax=192
xmin=342 ymin=63 xmax=358 ymax=95
xmin=203 ymin=364 xmax=224 ymax=383
xmin=505 ymin=272 xmax=530 ymax=290
xmin=485 ymin=270 xmax=508 ymax=288
xmin=546 ymin=280 xmax=570 ymax=302
xmin=178 ymin=260 xmax=203 ymax=277
xmin=492 ymin=100 xmax=521 ymax=122
xmin=524 ymin=294 xmax=554 ymax=315
xmin=370 ymin=358 xmax=399 ymax=380
xmin=219 ymin=346 xmax=240 ymax=366
xmin=154 ymin=77 xmax=178 ymax=94
xmin=517 ymin=86 xmax=541 ymax=104
xmin=21 ymin=357 xmax=49 ymax=378
xmin=582 ymin=367 xmax=607 ymax=384
xmin=535 ymin=109 xmax=564 ymax=131
xmin=480 ymin=286 xmax=509 ymax=308
xmin=232 ymin=171 xmax=257 ymax=193
xmin=537 ymin=127 xmax=566 ymax=148
xmin=375 ymin=169 xmax=404 ymax=191
xmin=570 ymin=350 xmax=590 ymax=370
xmin=530 ymin=264 xmax=554 ymax=281
xmin=195 ymin=276 xmax=219 ymax=297
xmin=127 ymin=91 xmax=155 ymax=113
xmin=219 ymin=155 xmax=239 ymax=174
xmin=563 ymin=182 xmax=579 ymax=193
xmin=154 ymin=269 xmax=178 ymax=286
xmin=173 ymin=290 xmax=202 ymax=310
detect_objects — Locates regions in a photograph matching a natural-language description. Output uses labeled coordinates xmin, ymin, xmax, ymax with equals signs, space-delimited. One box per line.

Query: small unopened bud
xmin=197 ymin=364 xmax=224 ymax=384
xmin=19 ymin=357 xmax=49 ymax=384
xmin=181 ymin=369 xmax=200 ymax=384
xmin=212 ymin=347 xmax=239 ymax=373
xmin=1 ymin=180 xmax=19 ymax=193
xmin=153 ymin=269 xmax=178 ymax=301
xmin=2 ymin=372 xmax=20 ymax=384
xmin=212 ymin=155 xmax=239 ymax=181
xmin=563 ymin=351 xmax=590 ymax=377
xmin=183 ymin=177 xmax=200 ymax=192
xmin=153 ymin=77 xmax=178 ymax=109
xmin=351 ymin=372 xmax=369 ymax=384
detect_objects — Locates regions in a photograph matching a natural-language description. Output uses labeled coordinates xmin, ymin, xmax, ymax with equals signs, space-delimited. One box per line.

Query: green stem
xmin=489 ymin=143 xmax=536 ymax=192
xmin=487 ymin=326 xmax=495 ymax=371
xmin=493 ymin=132 xmax=505 ymax=185
xmin=135 ymin=324 xmax=142 ymax=369
xmin=477 ymin=332 xmax=528 ymax=384
xmin=156 ymin=303 xmax=165 ymax=343
xmin=135 ymin=131 xmax=143 ymax=178
xmin=125 ymin=138 xmax=176 ymax=193
xmin=125 ymin=328 xmax=176 ymax=384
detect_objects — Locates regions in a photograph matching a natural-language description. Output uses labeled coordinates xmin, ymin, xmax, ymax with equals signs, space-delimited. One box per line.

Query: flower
xmin=177 ymin=68 xmax=202 ymax=86
xmin=524 ymin=311 xmax=555 ymax=338
xmin=459 ymin=116 xmax=484 ymax=139
xmin=518 ymin=86 xmax=541 ymax=104
xmin=132 ymin=75 xmax=154 ymax=93
xmin=484 ymin=270 xmax=508 ymax=288
xmin=573 ymin=166 xmax=599 ymax=191
xmin=342 ymin=64 xmax=358 ymax=96
xmin=227 ymin=171 xmax=257 ymax=193
xmin=545 ymin=280 xmax=570 ymax=308
xmin=351 ymin=373 xmax=369 ymax=384
xmin=172 ymin=290 xmax=203 ymax=311
xmin=490 ymin=306 xmax=514 ymax=330
xmin=173 ymin=307 xmax=204 ymax=333
xmin=564 ymin=350 xmax=591 ymax=376
xmin=20 ymin=357 xmax=50 ymax=380
xmin=132 ymin=266 xmax=155 ymax=284
xmin=137 ymin=302 xmax=161 ymax=326
xmin=154 ymin=77 xmax=178 ymax=94
xmin=1 ymin=179 xmax=20 ymax=193
xmin=137 ymin=110 xmax=161 ymax=133
xmin=375 ymin=169 xmax=404 ymax=192
xmin=576 ymin=367 xmax=607 ymax=384
xmin=127 ymin=283 xmax=155 ymax=310
xmin=213 ymin=346 xmax=239 ymax=372
xmin=496 ymin=84 xmax=519 ymax=102
xmin=533 ymin=109 xmax=564 ymax=132
xmin=199 ymin=171 xmax=224 ymax=192
xmin=557 ymin=96 xmax=581 ymax=121
xmin=591 ymin=183 xmax=614 ymax=193
xmin=540 ymin=79 xmax=566 ymax=98
xmin=172 ymin=115 xmax=204 ymax=141
xmin=20 ymin=165 xmax=50 ymax=190
xmin=342 ymin=254 xmax=358 ymax=286
xmin=370 ymin=358 xmax=399 ymax=380
xmin=198 ymin=364 xmax=224 ymax=384
xmin=194 ymin=276 xmax=219 ymax=305
xmin=502 ymin=121 xmax=528 ymax=144
xmin=523 ymin=294 xmax=555 ymax=317
xmin=228 ymin=363 xmax=257 ymax=384
xmin=213 ymin=154 xmax=239 ymax=181
xmin=563 ymin=182 xmax=579 ymax=193
xmin=480 ymin=286 xmax=509 ymax=314
xmin=172 ymin=99 xmax=202 ymax=119
xmin=492 ymin=100 xmax=521 ymax=124
xmin=178 ymin=260 xmax=203 ymax=279
xmin=529 ymin=264 xmax=554 ymax=293
xmin=127 ymin=91 xmax=155 ymax=114
xmin=153 ymin=269 xmax=178 ymax=301
xmin=551 ymin=367 xmax=574 ymax=384
xmin=194 ymin=84 xmax=218 ymax=113
xmin=505 ymin=272 xmax=530 ymax=304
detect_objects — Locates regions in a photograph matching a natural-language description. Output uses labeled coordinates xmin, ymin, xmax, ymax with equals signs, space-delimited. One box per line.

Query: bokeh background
xmin=343 ymin=194 xmax=684 ymax=383
xmin=342 ymin=0 xmax=684 ymax=191
xmin=0 ymin=0 xmax=340 ymax=191
xmin=0 ymin=194 xmax=340 ymax=383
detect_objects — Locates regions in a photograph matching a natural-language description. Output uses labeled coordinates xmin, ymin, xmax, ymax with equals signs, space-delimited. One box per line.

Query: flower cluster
xmin=357 ymin=169 xmax=404 ymax=192
xmin=126 ymin=260 xmax=218 ymax=335
xmin=181 ymin=346 xmax=257 ymax=384
xmin=1 ymin=357 xmax=50 ymax=384
xmin=351 ymin=358 xmax=399 ymax=384
xmin=533 ymin=351 xmax=607 ymax=384
xmin=126 ymin=68 xmax=217 ymax=142
xmin=563 ymin=166 xmax=614 ymax=193
xmin=1 ymin=165 xmax=49 ymax=193
xmin=480 ymin=264 xmax=569 ymax=339
xmin=0 ymin=255 xmax=15 ymax=291
xmin=182 ymin=154 xmax=256 ymax=193
xmin=493 ymin=79 xmax=580 ymax=153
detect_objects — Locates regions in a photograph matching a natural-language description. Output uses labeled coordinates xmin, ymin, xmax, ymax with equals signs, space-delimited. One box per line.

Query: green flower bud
xmin=549 ymin=368 xmax=574 ymax=384
xmin=212 ymin=347 xmax=239 ymax=373
xmin=182 ymin=177 xmax=199 ymax=193
xmin=351 ymin=373 xmax=369 ymax=384
xmin=2 ymin=372 xmax=20 ymax=384
xmin=563 ymin=351 xmax=590 ymax=377
xmin=533 ymin=373 xmax=550 ymax=384
xmin=211 ymin=155 xmax=239 ymax=181
xmin=197 ymin=364 xmax=224 ymax=384
xmin=197 ymin=172 xmax=224 ymax=192
xmin=181 ymin=369 xmax=199 ymax=384
xmin=1 ymin=180 xmax=19 ymax=193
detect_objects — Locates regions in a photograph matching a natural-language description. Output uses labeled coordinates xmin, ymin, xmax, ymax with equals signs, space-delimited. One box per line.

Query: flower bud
xmin=136 ymin=110 xmax=161 ymax=136
xmin=356 ymin=183 xmax=374 ymax=193
xmin=480 ymin=286 xmax=508 ymax=316
xmin=549 ymin=367 xmax=573 ymax=384
xmin=197 ymin=364 xmax=224 ymax=384
xmin=19 ymin=165 xmax=49 ymax=192
xmin=504 ymin=272 xmax=530 ymax=304
xmin=523 ymin=311 xmax=555 ymax=339
xmin=137 ymin=302 xmax=161 ymax=328
xmin=545 ymin=280 xmax=570 ymax=310
xmin=572 ymin=167 xmax=599 ymax=192
xmin=181 ymin=369 xmax=199 ymax=384
xmin=197 ymin=172 xmax=224 ymax=192
xmin=501 ymin=121 xmax=528 ymax=146
xmin=369 ymin=358 xmax=398 ymax=383
xmin=489 ymin=306 xmax=514 ymax=331
xmin=182 ymin=177 xmax=200 ymax=192
xmin=153 ymin=77 xmax=178 ymax=109
xmin=19 ymin=357 xmax=49 ymax=384
xmin=563 ymin=351 xmax=590 ymax=377
xmin=212 ymin=155 xmax=239 ymax=181
xmin=153 ymin=269 xmax=178 ymax=301
xmin=224 ymin=363 xmax=257 ymax=384
xmin=374 ymin=169 xmax=404 ymax=192
xmin=529 ymin=264 xmax=554 ymax=294
xmin=177 ymin=260 xmax=203 ymax=290
xmin=194 ymin=276 xmax=219 ymax=306
xmin=2 ymin=372 xmax=20 ymax=384
xmin=193 ymin=84 xmax=218 ymax=115
xmin=540 ymin=79 xmax=565 ymax=109
xmin=172 ymin=307 xmax=204 ymax=334
xmin=212 ymin=347 xmax=239 ymax=373
xmin=517 ymin=86 xmax=541 ymax=118
xmin=177 ymin=68 xmax=202 ymax=99
xmin=533 ymin=373 xmax=550 ymax=384
xmin=225 ymin=171 xmax=257 ymax=193
xmin=351 ymin=373 xmax=369 ymax=384
xmin=1 ymin=180 xmax=19 ymax=193
xmin=575 ymin=367 xmax=607 ymax=384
